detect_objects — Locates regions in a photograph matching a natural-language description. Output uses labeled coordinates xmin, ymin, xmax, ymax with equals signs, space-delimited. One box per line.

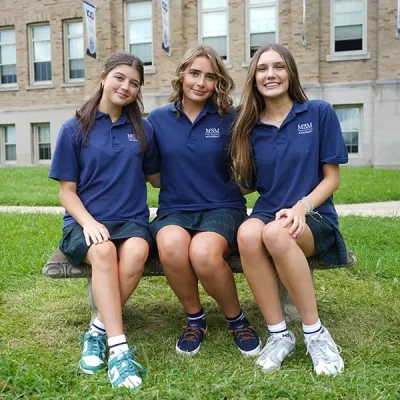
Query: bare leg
xmin=189 ymin=232 xmax=240 ymax=318
xmin=156 ymin=226 xmax=202 ymax=313
xmin=262 ymin=221 xmax=318 ymax=325
xmin=238 ymin=219 xmax=284 ymax=325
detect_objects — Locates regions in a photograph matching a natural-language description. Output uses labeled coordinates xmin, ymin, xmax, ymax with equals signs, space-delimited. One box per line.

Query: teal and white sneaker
xmin=79 ymin=331 xmax=106 ymax=374
xmin=108 ymin=346 xmax=146 ymax=391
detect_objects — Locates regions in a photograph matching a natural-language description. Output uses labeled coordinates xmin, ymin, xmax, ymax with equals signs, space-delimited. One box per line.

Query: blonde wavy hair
xmin=169 ymin=44 xmax=234 ymax=116
xmin=230 ymin=44 xmax=308 ymax=186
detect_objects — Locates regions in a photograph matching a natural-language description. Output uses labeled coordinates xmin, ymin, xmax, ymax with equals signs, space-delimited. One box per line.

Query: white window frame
xmin=125 ymin=0 xmax=154 ymax=69
xmin=0 ymin=27 xmax=17 ymax=88
xmin=327 ymin=0 xmax=369 ymax=62
xmin=28 ymin=23 xmax=52 ymax=85
xmin=32 ymin=123 xmax=51 ymax=164
xmin=245 ymin=0 xmax=278 ymax=62
xmin=64 ymin=19 xmax=84 ymax=83
xmin=0 ymin=125 xmax=16 ymax=165
xmin=198 ymin=0 xmax=229 ymax=62
xmin=334 ymin=105 xmax=362 ymax=158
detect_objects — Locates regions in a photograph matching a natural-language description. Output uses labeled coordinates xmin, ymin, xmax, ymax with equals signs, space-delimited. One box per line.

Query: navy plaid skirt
xmin=59 ymin=221 xmax=154 ymax=266
xmin=150 ymin=208 xmax=247 ymax=250
xmin=248 ymin=213 xmax=349 ymax=266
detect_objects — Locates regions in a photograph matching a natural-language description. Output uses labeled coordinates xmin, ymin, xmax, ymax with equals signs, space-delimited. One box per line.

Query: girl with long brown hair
xmin=49 ymin=52 xmax=159 ymax=391
xmin=230 ymin=44 xmax=348 ymax=375
xmin=147 ymin=44 xmax=261 ymax=357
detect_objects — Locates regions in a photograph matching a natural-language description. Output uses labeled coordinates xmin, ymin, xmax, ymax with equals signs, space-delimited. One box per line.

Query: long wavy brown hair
xmin=230 ymin=44 xmax=308 ymax=186
xmin=75 ymin=52 xmax=146 ymax=153
xmin=169 ymin=44 xmax=234 ymax=116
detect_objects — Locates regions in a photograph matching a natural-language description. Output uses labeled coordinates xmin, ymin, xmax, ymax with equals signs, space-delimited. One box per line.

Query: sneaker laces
xmin=230 ymin=325 xmax=257 ymax=343
xmin=180 ymin=325 xmax=206 ymax=343
xmin=305 ymin=334 xmax=342 ymax=362
xmin=79 ymin=333 xmax=106 ymax=356
xmin=257 ymin=334 xmax=292 ymax=361
xmin=113 ymin=346 xmax=146 ymax=378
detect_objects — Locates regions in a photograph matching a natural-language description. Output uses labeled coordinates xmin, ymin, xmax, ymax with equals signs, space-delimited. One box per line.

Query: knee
xmin=190 ymin=245 xmax=224 ymax=277
xmin=261 ymin=222 xmax=291 ymax=256
xmin=237 ymin=223 xmax=263 ymax=256
xmin=89 ymin=241 xmax=117 ymax=272
xmin=157 ymin=235 xmax=189 ymax=269
xmin=120 ymin=239 xmax=149 ymax=276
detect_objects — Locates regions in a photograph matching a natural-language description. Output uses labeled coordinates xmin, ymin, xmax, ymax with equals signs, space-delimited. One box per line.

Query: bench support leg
xmin=87 ymin=277 xmax=98 ymax=324
xmin=278 ymin=269 xmax=315 ymax=323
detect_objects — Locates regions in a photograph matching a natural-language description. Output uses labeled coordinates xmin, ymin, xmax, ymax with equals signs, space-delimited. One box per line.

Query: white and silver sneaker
xmin=255 ymin=331 xmax=296 ymax=372
xmin=304 ymin=327 xmax=344 ymax=375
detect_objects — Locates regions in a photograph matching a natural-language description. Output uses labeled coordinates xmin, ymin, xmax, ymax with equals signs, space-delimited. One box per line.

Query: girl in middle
xmin=147 ymin=44 xmax=261 ymax=357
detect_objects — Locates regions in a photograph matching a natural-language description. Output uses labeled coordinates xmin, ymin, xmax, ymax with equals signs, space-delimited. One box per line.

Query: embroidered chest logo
xmin=205 ymin=128 xmax=220 ymax=139
xmin=297 ymin=122 xmax=313 ymax=135
xmin=127 ymin=133 xmax=137 ymax=141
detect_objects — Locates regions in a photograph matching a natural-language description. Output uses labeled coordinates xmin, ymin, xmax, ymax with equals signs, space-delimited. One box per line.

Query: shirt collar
xmin=95 ymin=108 xmax=131 ymax=124
xmin=255 ymin=100 xmax=308 ymax=125
xmin=168 ymin=99 xmax=218 ymax=115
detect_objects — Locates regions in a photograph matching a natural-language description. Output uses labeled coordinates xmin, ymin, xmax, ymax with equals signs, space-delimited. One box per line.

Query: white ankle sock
xmin=108 ymin=334 xmax=129 ymax=359
xmin=89 ymin=317 xmax=106 ymax=335
xmin=303 ymin=319 xmax=322 ymax=337
xmin=267 ymin=320 xmax=289 ymax=336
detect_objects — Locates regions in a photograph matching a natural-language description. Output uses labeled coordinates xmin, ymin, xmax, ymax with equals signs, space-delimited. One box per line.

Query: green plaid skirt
xmin=59 ymin=221 xmax=154 ymax=266
xmin=248 ymin=213 xmax=349 ymax=266
xmin=150 ymin=208 xmax=247 ymax=250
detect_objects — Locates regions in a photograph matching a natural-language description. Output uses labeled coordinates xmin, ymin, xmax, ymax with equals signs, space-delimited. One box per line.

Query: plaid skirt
xmin=150 ymin=208 xmax=247 ymax=250
xmin=59 ymin=221 xmax=154 ymax=266
xmin=248 ymin=213 xmax=349 ymax=266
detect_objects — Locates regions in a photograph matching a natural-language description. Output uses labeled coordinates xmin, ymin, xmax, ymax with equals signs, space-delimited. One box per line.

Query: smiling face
xmin=255 ymin=50 xmax=290 ymax=102
xmin=181 ymin=56 xmax=217 ymax=108
xmin=100 ymin=64 xmax=141 ymax=111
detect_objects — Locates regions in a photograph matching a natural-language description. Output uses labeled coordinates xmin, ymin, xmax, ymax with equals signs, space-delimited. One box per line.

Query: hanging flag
xmin=161 ymin=0 xmax=171 ymax=54
xmin=302 ymin=0 xmax=307 ymax=46
xmin=83 ymin=1 xmax=98 ymax=60
xmin=397 ymin=0 xmax=400 ymax=39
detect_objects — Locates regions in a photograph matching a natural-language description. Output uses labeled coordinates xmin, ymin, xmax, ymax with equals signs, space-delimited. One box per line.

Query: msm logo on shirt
xmin=127 ymin=133 xmax=138 ymax=141
xmin=297 ymin=122 xmax=313 ymax=135
xmin=205 ymin=127 xmax=220 ymax=139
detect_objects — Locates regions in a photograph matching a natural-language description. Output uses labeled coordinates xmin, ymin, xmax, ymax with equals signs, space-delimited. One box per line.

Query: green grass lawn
xmin=1 ymin=213 xmax=400 ymax=399
xmin=1 ymin=166 xmax=400 ymax=208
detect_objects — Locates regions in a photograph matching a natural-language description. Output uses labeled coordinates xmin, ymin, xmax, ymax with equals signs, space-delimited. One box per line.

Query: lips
xmin=192 ymin=88 xmax=206 ymax=95
xmin=264 ymin=83 xmax=280 ymax=88
xmin=116 ymin=92 xmax=129 ymax=99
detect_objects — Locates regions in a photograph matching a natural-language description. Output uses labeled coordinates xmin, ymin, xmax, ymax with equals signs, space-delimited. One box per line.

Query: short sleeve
xmin=319 ymin=103 xmax=349 ymax=165
xmin=48 ymin=120 xmax=81 ymax=182
xmin=142 ymin=119 xmax=160 ymax=176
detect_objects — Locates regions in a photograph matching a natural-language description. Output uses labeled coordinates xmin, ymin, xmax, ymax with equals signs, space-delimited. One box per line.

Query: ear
xmin=100 ymin=71 xmax=107 ymax=87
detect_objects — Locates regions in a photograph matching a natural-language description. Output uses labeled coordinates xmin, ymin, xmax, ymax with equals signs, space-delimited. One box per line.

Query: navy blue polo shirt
xmin=250 ymin=100 xmax=348 ymax=229
xmin=147 ymin=101 xmax=245 ymax=214
xmin=49 ymin=110 xmax=160 ymax=227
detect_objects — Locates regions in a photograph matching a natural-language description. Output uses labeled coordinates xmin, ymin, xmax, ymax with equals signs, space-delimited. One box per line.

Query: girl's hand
xmin=275 ymin=202 xmax=308 ymax=239
xmin=82 ymin=221 xmax=110 ymax=246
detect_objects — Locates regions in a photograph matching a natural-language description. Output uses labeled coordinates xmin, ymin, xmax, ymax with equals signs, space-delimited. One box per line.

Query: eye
xmin=115 ymin=75 xmax=123 ymax=81
xmin=189 ymin=71 xmax=199 ymax=76
xmin=276 ymin=65 xmax=285 ymax=70
xmin=206 ymin=75 xmax=216 ymax=81
xmin=130 ymin=82 xmax=139 ymax=88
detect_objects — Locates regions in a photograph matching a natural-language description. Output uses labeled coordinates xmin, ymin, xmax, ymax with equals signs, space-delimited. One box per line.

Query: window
xmin=335 ymin=106 xmax=360 ymax=154
xmin=34 ymin=124 xmax=51 ymax=161
xmin=65 ymin=20 xmax=84 ymax=81
xmin=248 ymin=0 xmax=276 ymax=59
xmin=30 ymin=24 xmax=52 ymax=83
xmin=333 ymin=0 xmax=366 ymax=53
xmin=126 ymin=1 xmax=153 ymax=66
xmin=0 ymin=27 xmax=17 ymax=85
xmin=1 ymin=125 xmax=16 ymax=163
xmin=199 ymin=0 xmax=228 ymax=60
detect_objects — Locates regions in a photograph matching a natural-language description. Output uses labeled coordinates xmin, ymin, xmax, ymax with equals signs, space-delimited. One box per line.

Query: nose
xmin=197 ymin=74 xmax=205 ymax=87
xmin=267 ymin=67 xmax=276 ymax=79
xmin=121 ymin=79 xmax=130 ymax=90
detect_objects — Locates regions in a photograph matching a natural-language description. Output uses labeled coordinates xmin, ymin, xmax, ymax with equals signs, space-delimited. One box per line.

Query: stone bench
xmin=43 ymin=248 xmax=356 ymax=323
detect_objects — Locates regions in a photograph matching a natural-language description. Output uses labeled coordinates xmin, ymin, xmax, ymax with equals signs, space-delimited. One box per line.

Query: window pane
xmin=33 ymin=41 xmax=51 ymax=62
xmin=202 ymin=0 xmax=226 ymax=10
xmin=335 ymin=38 xmax=362 ymax=52
xmin=203 ymin=36 xmax=227 ymax=59
xmin=250 ymin=0 xmax=275 ymax=4
xmin=38 ymin=125 xmax=50 ymax=143
xmin=69 ymin=37 xmax=84 ymax=59
xmin=5 ymin=144 xmax=16 ymax=161
xmin=0 ymin=29 xmax=15 ymax=43
xmin=335 ymin=25 xmax=362 ymax=40
xmin=202 ymin=11 xmax=227 ymax=37
xmin=127 ymin=1 xmax=152 ymax=18
xmin=68 ymin=22 xmax=83 ymax=35
xmin=0 ymin=44 xmax=16 ymax=64
xmin=32 ymin=25 xmax=50 ymax=40
xmin=129 ymin=19 xmax=152 ymax=43
xmin=1 ymin=64 xmax=17 ymax=84
xmin=39 ymin=144 xmax=51 ymax=160
xmin=34 ymin=61 xmax=52 ymax=81
xmin=250 ymin=32 xmax=275 ymax=56
xmin=69 ymin=59 xmax=84 ymax=79
xmin=130 ymin=43 xmax=152 ymax=65
xmin=5 ymin=126 xmax=16 ymax=144
xmin=250 ymin=6 xmax=275 ymax=33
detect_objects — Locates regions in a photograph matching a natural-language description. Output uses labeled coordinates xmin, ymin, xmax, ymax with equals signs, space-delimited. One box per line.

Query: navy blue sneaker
xmin=230 ymin=320 xmax=261 ymax=356
xmin=176 ymin=322 xmax=207 ymax=356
